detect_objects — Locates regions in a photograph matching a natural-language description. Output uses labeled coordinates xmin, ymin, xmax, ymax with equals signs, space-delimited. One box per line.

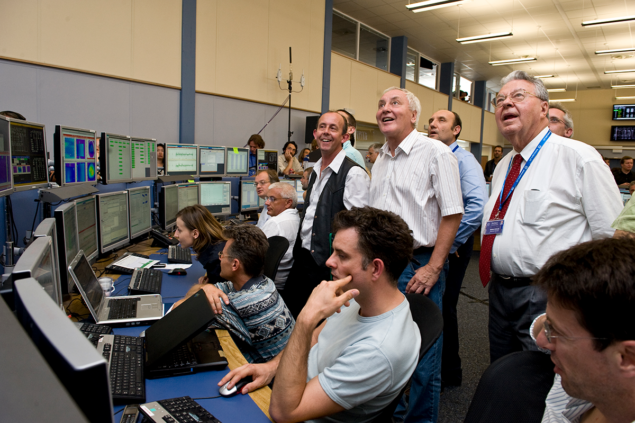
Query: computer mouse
xmin=219 ymin=376 xmax=253 ymax=397
xmin=168 ymin=268 xmax=187 ymax=276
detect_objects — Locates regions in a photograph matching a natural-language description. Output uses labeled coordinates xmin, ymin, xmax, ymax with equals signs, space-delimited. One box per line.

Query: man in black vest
xmin=282 ymin=111 xmax=370 ymax=318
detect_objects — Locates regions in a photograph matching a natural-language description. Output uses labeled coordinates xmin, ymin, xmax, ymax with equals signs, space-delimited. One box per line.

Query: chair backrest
xmin=371 ymin=293 xmax=443 ymax=423
xmin=263 ymin=236 xmax=289 ymax=281
xmin=464 ymin=351 xmax=556 ymax=423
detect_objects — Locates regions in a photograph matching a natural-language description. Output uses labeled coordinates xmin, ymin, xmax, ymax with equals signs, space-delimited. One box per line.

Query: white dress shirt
xmin=370 ymin=129 xmax=464 ymax=248
xmin=300 ymin=150 xmax=370 ymax=251
xmin=256 ymin=203 xmax=270 ymax=228
xmin=261 ymin=208 xmax=300 ymax=290
xmin=483 ymin=126 xmax=623 ymax=277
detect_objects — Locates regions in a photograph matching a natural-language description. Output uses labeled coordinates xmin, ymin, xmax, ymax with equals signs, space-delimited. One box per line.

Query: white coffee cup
xmin=98 ymin=277 xmax=115 ymax=297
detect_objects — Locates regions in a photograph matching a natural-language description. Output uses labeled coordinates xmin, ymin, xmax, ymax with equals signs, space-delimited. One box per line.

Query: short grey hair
xmin=269 ymin=182 xmax=297 ymax=209
xmin=382 ymin=87 xmax=422 ymax=128
xmin=369 ymin=143 xmax=384 ymax=151
xmin=549 ymin=102 xmax=574 ymax=136
xmin=500 ymin=71 xmax=549 ymax=103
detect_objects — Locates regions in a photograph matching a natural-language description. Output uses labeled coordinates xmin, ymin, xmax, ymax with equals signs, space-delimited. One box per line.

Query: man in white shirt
xmin=371 ymin=87 xmax=464 ymax=423
xmin=255 ymin=169 xmax=279 ymax=229
xmin=479 ymin=70 xmax=623 ymax=363
xmin=548 ymin=102 xmax=574 ymax=139
xmin=261 ymin=182 xmax=300 ymax=291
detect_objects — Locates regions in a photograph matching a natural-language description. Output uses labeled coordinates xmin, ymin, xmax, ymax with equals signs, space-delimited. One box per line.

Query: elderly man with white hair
xmin=261 ymin=182 xmax=300 ymax=291
xmin=548 ymin=102 xmax=574 ymax=138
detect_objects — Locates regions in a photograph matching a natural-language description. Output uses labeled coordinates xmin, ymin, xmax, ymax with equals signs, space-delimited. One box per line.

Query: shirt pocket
xmin=521 ymin=189 xmax=547 ymax=225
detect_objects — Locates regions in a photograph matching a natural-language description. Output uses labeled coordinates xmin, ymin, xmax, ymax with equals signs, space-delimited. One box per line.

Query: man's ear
xmin=231 ymin=258 xmax=240 ymax=272
xmin=618 ymin=341 xmax=635 ymax=378
xmin=370 ymin=258 xmax=385 ymax=281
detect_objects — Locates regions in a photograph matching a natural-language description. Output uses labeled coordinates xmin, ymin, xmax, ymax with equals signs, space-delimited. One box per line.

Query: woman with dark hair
xmin=157 ymin=143 xmax=165 ymax=176
xmin=174 ymin=204 xmax=227 ymax=284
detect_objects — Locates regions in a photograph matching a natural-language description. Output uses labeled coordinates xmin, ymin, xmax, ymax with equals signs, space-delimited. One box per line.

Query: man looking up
xmin=484 ymin=145 xmax=503 ymax=182
xmin=337 ymin=109 xmax=366 ymax=169
xmin=366 ymin=143 xmax=383 ymax=166
xmin=612 ymin=156 xmax=634 ymax=189
xmin=548 ymin=102 xmax=574 ymax=139
xmin=372 ymin=87 xmax=464 ymax=423
xmin=255 ymin=169 xmax=279 ymax=229
xmin=480 ymin=70 xmax=622 ymax=364
xmin=428 ymin=109 xmax=487 ymax=388
xmin=248 ymin=134 xmax=265 ymax=176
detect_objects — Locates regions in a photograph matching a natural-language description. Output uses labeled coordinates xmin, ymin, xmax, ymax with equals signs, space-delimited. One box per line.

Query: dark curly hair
xmin=222 ymin=225 xmax=269 ymax=278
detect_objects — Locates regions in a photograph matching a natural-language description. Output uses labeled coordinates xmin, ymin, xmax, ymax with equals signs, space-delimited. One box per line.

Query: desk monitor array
xmin=159 ymin=184 xmax=179 ymax=231
xmin=75 ymin=195 xmax=99 ymax=263
xmin=240 ymin=180 xmax=259 ymax=213
xmin=97 ymin=191 xmax=131 ymax=255
xmin=226 ymin=147 xmax=249 ymax=177
xmin=199 ymin=145 xmax=227 ymax=177
xmin=131 ymin=137 xmax=157 ymax=182
xmin=257 ymin=149 xmax=278 ymax=172
xmin=166 ymin=143 xmax=199 ymax=178
xmin=100 ymin=133 xmax=133 ymax=184
xmin=33 ymin=218 xmax=63 ymax=301
xmin=177 ymin=182 xmax=199 ymax=211
xmin=54 ymin=202 xmax=81 ymax=295
xmin=199 ymin=181 xmax=232 ymax=217
xmin=54 ymin=125 xmax=98 ymax=187
xmin=128 ymin=186 xmax=152 ymax=240
xmin=0 ymin=116 xmax=14 ymax=197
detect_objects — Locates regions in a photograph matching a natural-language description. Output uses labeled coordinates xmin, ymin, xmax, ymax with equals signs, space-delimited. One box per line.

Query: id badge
xmin=484 ymin=219 xmax=504 ymax=235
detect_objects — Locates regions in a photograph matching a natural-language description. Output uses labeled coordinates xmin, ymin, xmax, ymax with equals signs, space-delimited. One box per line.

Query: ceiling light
xmin=536 ymin=74 xmax=555 ymax=78
xmin=549 ymin=98 xmax=575 ymax=103
xmin=605 ymin=69 xmax=635 ymax=74
xmin=489 ymin=57 xmax=537 ymax=66
xmin=547 ymin=88 xmax=566 ymax=92
xmin=582 ymin=15 xmax=635 ymax=27
xmin=595 ymin=47 xmax=635 ymax=55
xmin=612 ymin=84 xmax=635 ymax=89
xmin=457 ymin=32 xmax=513 ymax=44
xmin=406 ymin=0 xmax=468 ymax=13
xmin=616 ymin=96 xmax=635 ymax=100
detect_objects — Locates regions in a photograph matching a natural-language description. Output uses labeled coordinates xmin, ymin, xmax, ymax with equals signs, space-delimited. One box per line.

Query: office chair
xmin=264 ymin=236 xmax=289 ymax=282
xmin=463 ymin=351 xmax=555 ymax=423
xmin=370 ymin=293 xmax=444 ymax=423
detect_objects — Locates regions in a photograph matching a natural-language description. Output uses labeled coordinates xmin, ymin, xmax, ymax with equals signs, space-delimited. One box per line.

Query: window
xmin=453 ymin=74 xmax=473 ymax=103
xmin=406 ymin=48 xmax=438 ymax=90
xmin=359 ymin=26 xmax=389 ymax=71
xmin=332 ymin=10 xmax=390 ymax=72
xmin=332 ymin=12 xmax=357 ymax=59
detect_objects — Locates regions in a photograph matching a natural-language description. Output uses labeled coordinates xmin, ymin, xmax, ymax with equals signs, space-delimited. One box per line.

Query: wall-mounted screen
xmin=9 ymin=119 xmax=49 ymax=191
xmin=54 ymin=125 xmax=97 ymax=187
xmin=611 ymin=126 xmax=635 ymax=142
xmin=166 ymin=143 xmax=198 ymax=177
xmin=613 ymin=104 xmax=635 ymax=121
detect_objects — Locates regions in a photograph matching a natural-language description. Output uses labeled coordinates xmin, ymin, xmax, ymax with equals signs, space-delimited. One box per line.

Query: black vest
xmin=300 ymin=156 xmax=362 ymax=266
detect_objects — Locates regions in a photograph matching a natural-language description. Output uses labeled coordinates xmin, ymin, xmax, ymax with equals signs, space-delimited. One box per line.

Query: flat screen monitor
xmin=131 ymin=137 xmax=157 ymax=181
xmin=294 ymin=180 xmax=305 ymax=205
xmin=177 ymin=183 xmax=199 ymax=211
xmin=54 ymin=202 xmax=80 ymax=295
xmin=128 ymin=186 xmax=152 ymax=239
xmin=166 ymin=143 xmax=198 ymax=178
xmin=613 ymin=104 xmax=635 ymax=120
xmin=13 ymin=278 xmax=113 ymax=423
xmin=199 ymin=181 xmax=231 ymax=216
xmin=96 ymin=191 xmax=130 ymax=255
xmin=199 ymin=145 xmax=227 ymax=177
xmin=12 ymin=236 xmax=63 ymax=310
xmin=54 ymin=125 xmax=98 ymax=187
xmin=0 ymin=117 xmax=14 ymax=197
xmin=611 ymin=126 xmax=635 ymax=141
xmin=75 ymin=196 xmax=99 ymax=263
xmin=159 ymin=184 xmax=179 ymax=231
xmin=240 ymin=180 xmax=259 ymax=212
xmin=226 ymin=147 xmax=249 ymax=177
xmin=100 ymin=132 xmax=132 ymax=184
xmin=259 ymin=195 xmax=266 ymax=208
xmin=33 ymin=218 xmax=62 ymax=296
xmin=257 ymin=149 xmax=278 ymax=172
xmin=8 ymin=118 xmax=48 ymax=191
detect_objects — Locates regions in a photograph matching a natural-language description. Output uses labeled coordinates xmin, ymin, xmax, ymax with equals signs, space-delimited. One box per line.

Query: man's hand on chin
xmin=298 ymin=276 xmax=358 ymax=325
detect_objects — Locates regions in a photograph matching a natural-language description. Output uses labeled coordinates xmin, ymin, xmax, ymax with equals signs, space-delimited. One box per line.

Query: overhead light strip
xmin=489 ymin=57 xmax=537 ymax=66
xmin=582 ymin=15 xmax=635 ymax=27
xmin=604 ymin=69 xmax=635 ymax=74
xmin=406 ymin=0 xmax=468 ymax=13
xmin=616 ymin=96 xmax=635 ymax=100
xmin=547 ymin=88 xmax=566 ymax=92
xmin=549 ymin=98 xmax=576 ymax=103
xmin=456 ymin=32 xmax=513 ymax=44
xmin=595 ymin=47 xmax=635 ymax=55
xmin=612 ymin=84 xmax=635 ymax=89
xmin=536 ymin=74 xmax=555 ymax=78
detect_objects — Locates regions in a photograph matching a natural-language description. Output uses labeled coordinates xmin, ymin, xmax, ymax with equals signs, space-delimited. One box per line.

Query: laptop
xmin=68 ymin=250 xmax=164 ymax=326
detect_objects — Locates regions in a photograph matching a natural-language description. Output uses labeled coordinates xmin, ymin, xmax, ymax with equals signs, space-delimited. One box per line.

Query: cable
xmin=191 ymin=395 xmax=222 ymax=400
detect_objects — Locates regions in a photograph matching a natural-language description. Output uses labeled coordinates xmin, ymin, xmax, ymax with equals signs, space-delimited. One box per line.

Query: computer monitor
xmin=226 ymin=147 xmax=249 ymax=177
xmin=257 ymin=149 xmax=278 ymax=172
xmin=259 ymin=195 xmax=266 ymax=208
xmin=294 ymin=180 xmax=305 ymax=205
xmin=128 ymin=186 xmax=152 ymax=239
xmin=0 ymin=116 xmax=14 ymax=197
xmin=6 ymin=117 xmax=49 ymax=192
xmin=198 ymin=181 xmax=231 ymax=216
xmin=54 ymin=125 xmax=98 ymax=187
xmin=12 ymin=236 xmax=63 ymax=310
xmin=54 ymin=202 xmax=80 ymax=295
xmin=33 ymin=218 xmax=62 ymax=295
xmin=75 ymin=195 xmax=99 ymax=263
xmin=100 ymin=132 xmax=132 ymax=184
xmin=96 ymin=191 xmax=130 ymax=255
xmin=131 ymin=137 xmax=157 ymax=181
xmin=240 ymin=180 xmax=259 ymax=212
xmin=13 ymin=278 xmax=114 ymax=423
xmin=177 ymin=183 xmax=200 ymax=211
xmin=199 ymin=145 xmax=227 ymax=177
xmin=166 ymin=143 xmax=198 ymax=178
xmin=159 ymin=184 xmax=179 ymax=231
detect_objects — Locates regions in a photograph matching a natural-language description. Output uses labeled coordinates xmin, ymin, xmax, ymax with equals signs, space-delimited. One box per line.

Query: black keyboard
xmin=99 ymin=334 xmax=146 ymax=405
xmin=76 ymin=321 xmax=113 ymax=335
xmin=129 ymin=268 xmax=163 ymax=295
xmin=140 ymin=396 xmax=221 ymax=423
xmin=107 ymin=298 xmax=140 ymax=320
xmin=155 ymin=343 xmax=198 ymax=370
xmin=168 ymin=246 xmax=192 ymax=264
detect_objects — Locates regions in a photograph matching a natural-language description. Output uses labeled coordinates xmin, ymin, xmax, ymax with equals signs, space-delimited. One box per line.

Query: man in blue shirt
xmin=428 ymin=110 xmax=487 ymax=387
xmin=248 ymin=134 xmax=265 ymax=176
xmin=337 ymin=109 xmax=367 ymax=170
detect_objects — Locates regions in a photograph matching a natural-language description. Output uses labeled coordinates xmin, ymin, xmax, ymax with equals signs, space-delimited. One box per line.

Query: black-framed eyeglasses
xmin=543 ymin=320 xmax=606 ymax=344
xmin=218 ymin=251 xmax=233 ymax=260
xmin=549 ymin=116 xmax=565 ymax=125
xmin=492 ymin=89 xmax=539 ymax=108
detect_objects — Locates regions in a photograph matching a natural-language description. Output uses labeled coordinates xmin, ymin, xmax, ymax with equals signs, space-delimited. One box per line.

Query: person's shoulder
xmin=548 ymin=135 xmax=598 ymax=159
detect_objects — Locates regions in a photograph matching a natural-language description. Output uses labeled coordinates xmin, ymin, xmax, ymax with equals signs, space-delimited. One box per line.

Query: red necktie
xmin=479 ymin=154 xmax=523 ymax=286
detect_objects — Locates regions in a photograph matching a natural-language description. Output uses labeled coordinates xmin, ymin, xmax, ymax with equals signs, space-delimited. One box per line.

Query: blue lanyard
xmin=497 ymin=130 xmax=551 ymax=213
xmin=452 ymin=144 xmax=459 ymax=153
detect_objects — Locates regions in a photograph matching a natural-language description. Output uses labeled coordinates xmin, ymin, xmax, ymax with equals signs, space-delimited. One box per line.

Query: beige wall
xmin=0 ymin=0 xmax=182 ymax=87
xmin=483 ymin=111 xmax=506 ymax=146
xmin=451 ymin=101 xmax=482 ymax=143
xmin=405 ymin=81 xmax=449 ymax=132
xmin=196 ymin=0 xmax=324 ymax=113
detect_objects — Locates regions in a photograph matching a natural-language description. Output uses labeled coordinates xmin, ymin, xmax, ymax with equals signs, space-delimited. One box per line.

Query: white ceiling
xmin=332 ymin=0 xmax=635 ymax=91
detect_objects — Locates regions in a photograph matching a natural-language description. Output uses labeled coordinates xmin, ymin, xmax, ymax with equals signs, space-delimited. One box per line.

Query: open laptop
xmin=68 ymin=250 xmax=164 ymax=326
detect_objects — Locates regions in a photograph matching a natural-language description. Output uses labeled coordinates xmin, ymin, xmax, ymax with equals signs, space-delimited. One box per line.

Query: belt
xmin=492 ymin=273 xmax=533 ymax=287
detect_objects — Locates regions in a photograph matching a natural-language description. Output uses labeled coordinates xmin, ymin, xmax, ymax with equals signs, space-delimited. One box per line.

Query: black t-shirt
xmin=197 ymin=241 xmax=227 ymax=283
xmin=612 ymin=168 xmax=635 ymax=186
xmin=484 ymin=159 xmax=499 ymax=180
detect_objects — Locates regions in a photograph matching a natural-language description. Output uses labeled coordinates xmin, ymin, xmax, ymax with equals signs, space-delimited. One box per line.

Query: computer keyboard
xmin=168 ymin=245 xmax=192 ymax=264
xmin=76 ymin=321 xmax=114 ymax=335
xmin=154 ymin=343 xmax=199 ymax=370
xmin=107 ymin=298 xmax=140 ymax=320
xmin=129 ymin=267 xmax=163 ymax=295
xmin=98 ymin=334 xmax=146 ymax=405
xmin=140 ymin=396 xmax=221 ymax=423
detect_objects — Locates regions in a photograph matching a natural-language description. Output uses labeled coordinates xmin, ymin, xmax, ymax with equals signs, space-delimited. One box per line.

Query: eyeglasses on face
xmin=492 ymin=89 xmax=539 ymax=108
xmin=218 ymin=251 xmax=233 ymax=260
xmin=543 ymin=320 xmax=606 ymax=344
xmin=265 ymin=196 xmax=282 ymax=203
xmin=254 ymin=180 xmax=270 ymax=187
xmin=549 ymin=116 xmax=565 ymax=125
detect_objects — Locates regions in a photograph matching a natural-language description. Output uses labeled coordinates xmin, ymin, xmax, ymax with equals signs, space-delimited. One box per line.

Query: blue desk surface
xmin=112 ymin=250 xmax=270 ymax=422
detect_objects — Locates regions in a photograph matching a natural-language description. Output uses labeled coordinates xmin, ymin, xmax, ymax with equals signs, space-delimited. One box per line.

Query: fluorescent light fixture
xmin=612 ymin=84 xmax=635 ymax=89
xmin=605 ymin=69 xmax=635 ymax=74
xmin=536 ymin=74 xmax=555 ymax=78
xmin=549 ymin=98 xmax=575 ymax=103
xmin=616 ymin=96 xmax=635 ymax=100
xmin=547 ymin=88 xmax=566 ymax=93
xmin=457 ymin=32 xmax=513 ymax=44
xmin=595 ymin=47 xmax=635 ymax=55
xmin=582 ymin=15 xmax=635 ymax=27
xmin=406 ymin=0 xmax=468 ymax=13
xmin=489 ymin=57 xmax=537 ymax=66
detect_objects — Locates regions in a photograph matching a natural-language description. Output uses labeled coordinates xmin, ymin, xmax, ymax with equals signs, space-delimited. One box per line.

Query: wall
xmin=450 ymin=101 xmax=482 ymax=143
xmin=482 ymin=111 xmax=506 ymax=147
xmin=405 ymin=81 xmax=449 ymax=133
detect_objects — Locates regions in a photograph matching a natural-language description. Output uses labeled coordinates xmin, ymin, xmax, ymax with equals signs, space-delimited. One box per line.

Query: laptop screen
xmin=72 ymin=253 xmax=104 ymax=311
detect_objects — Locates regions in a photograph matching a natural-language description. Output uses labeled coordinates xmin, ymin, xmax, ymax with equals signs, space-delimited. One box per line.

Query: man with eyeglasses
xmin=548 ymin=102 xmax=574 ymax=139
xmin=528 ymin=238 xmax=635 ymax=423
xmin=480 ymin=70 xmax=622 ymax=363
xmin=255 ymin=169 xmax=279 ymax=229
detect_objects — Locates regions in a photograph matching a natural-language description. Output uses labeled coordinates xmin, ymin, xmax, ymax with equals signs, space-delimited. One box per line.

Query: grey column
xmin=389 ymin=36 xmax=408 ymax=89
xmin=472 ymin=80 xmax=486 ymax=159
xmin=321 ymin=0 xmax=333 ymax=113
xmin=440 ymin=62 xmax=454 ymax=110
xmin=180 ymin=0 xmax=196 ymax=144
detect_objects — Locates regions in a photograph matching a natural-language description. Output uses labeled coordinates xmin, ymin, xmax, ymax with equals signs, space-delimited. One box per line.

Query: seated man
xmin=176 ymin=225 xmax=295 ymax=364
xmin=261 ymin=182 xmax=300 ymax=290
xmin=221 ymin=207 xmax=421 ymax=423
xmin=530 ymin=238 xmax=635 ymax=423
xmin=255 ymin=169 xmax=280 ymax=229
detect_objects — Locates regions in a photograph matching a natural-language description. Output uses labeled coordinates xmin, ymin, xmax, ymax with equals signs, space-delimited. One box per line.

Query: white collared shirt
xmin=300 ymin=150 xmax=370 ymax=251
xmin=483 ymin=126 xmax=623 ymax=277
xmin=257 ymin=203 xmax=270 ymax=228
xmin=369 ymin=129 xmax=464 ymax=248
xmin=261 ymin=208 xmax=301 ymax=290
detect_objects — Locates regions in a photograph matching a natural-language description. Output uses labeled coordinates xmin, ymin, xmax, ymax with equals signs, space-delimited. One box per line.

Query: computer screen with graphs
xmin=226 ymin=147 xmax=249 ymax=177
xmin=131 ymin=137 xmax=157 ymax=181
xmin=75 ymin=196 xmax=99 ymax=263
xmin=7 ymin=118 xmax=49 ymax=191
xmin=166 ymin=143 xmax=198 ymax=177
xmin=96 ymin=191 xmax=130 ymax=254
xmin=54 ymin=202 xmax=80 ymax=295
xmin=100 ymin=133 xmax=132 ymax=184
xmin=240 ymin=180 xmax=259 ymax=212
xmin=128 ymin=186 xmax=152 ymax=239
xmin=177 ymin=183 xmax=199 ymax=211
xmin=54 ymin=125 xmax=97 ymax=187
xmin=0 ymin=116 xmax=14 ymax=197
xmin=199 ymin=182 xmax=231 ymax=216
xmin=159 ymin=184 xmax=179 ymax=231
xmin=199 ymin=146 xmax=227 ymax=177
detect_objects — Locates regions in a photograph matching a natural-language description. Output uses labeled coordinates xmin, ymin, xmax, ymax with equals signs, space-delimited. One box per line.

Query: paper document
xmin=158 ymin=264 xmax=193 ymax=270
xmin=113 ymin=255 xmax=159 ymax=270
